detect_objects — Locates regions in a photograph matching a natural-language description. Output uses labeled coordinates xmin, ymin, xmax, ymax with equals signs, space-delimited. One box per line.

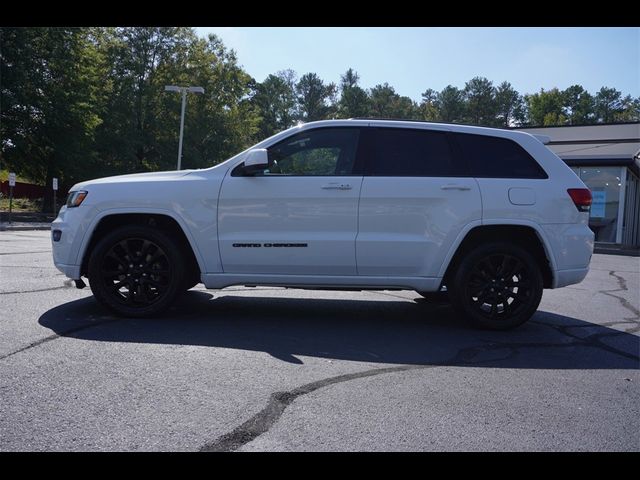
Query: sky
xmin=194 ymin=27 xmax=639 ymax=102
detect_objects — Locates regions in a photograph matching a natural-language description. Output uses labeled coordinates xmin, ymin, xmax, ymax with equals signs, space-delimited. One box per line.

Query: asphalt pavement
xmin=0 ymin=230 xmax=638 ymax=451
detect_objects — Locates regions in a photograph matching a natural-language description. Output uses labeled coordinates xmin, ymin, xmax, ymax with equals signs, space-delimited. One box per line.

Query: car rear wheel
xmin=88 ymin=225 xmax=185 ymax=317
xmin=449 ymin=242 xmax=543 ymax=330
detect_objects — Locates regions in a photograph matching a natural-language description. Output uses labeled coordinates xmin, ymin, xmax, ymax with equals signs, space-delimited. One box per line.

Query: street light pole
xmin=177 ymin=89 xmax=187 ymax=171
xmin=164 ymin=85 xmax=205 ymax=170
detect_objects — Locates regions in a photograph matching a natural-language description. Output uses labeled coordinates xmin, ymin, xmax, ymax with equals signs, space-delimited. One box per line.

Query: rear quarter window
xmin=453 ymin=133 xmax=548 ymax=179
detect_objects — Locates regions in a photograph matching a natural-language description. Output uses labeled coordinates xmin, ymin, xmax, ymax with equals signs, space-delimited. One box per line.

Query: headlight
xmin=66 ymin=190 xmax=88 ymax=208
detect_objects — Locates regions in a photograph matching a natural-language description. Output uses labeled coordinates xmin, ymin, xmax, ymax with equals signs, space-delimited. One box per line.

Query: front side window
xmin=262 ymin=128 xmax=361 ymax=176
xmin=364 ymin=128 xmax=460 ymax=177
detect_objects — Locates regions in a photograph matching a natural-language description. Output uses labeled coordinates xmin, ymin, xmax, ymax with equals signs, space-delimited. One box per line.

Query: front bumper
xmin=51 ymin=205 xmax=92 ymax=280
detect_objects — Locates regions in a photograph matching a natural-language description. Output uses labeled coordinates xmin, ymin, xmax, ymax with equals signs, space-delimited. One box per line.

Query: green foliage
xmin=369 ymin=83 xmax=419 ymax=119
xmin=1 ymin=26 xmax=638 ymax=200
xmin=419 ymin=89 xmax=440 ymax=121
xmin=337 ymin=69 xmax=370 ymax=119
xmin=562 ymin=85 xmax=595 ymax=125
xmin=252 ymin=70 xmax=298 ymax=138
xmin=438 ymin=85 xmax=466 ymax=123
xmin=525 ymin=88 xmax=567 ymax=126
xmin=295 ymin=72 xmax=336 ymax=122
xmin=1 ymin=27 xmax=104 ymax=201
xmin=594 ymin=87 xmax=625 ymax=123
xmin=495 ymin=82 xmax=525 ymax=127
xmin=464 ymin=77 xmax=498 ymax=126
xmin=0 ymin=196 xmax=41 ymax=212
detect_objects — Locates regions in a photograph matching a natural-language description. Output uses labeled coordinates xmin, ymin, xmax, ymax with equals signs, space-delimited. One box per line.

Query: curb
xmin=594 ymin=246 xmax=640 ymax=257
xmin=0 ymin=225 xmax=51 ymax=232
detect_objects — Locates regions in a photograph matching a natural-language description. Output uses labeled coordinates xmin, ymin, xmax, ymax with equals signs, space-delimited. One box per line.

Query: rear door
xmin=218 ymin=127 xmax=363 ymax=275
xmin=356 ymin=126 xmax=481 ymax=277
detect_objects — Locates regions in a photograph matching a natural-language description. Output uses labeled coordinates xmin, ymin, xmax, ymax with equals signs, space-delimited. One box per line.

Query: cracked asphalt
xmin=0 ymin=230 xmax=638 ymax=451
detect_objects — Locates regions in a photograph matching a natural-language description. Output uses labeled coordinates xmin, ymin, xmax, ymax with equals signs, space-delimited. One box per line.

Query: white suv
xmin=52 ymin=119 xmax=594 ymax=329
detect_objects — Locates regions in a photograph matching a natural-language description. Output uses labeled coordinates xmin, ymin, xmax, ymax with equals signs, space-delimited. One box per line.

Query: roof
xmin=519 ymin=123 xmax=640 ymax=176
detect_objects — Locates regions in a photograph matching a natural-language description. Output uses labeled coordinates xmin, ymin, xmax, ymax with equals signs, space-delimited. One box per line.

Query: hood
xmin=71 ymin=170 xmax=197 ymax=191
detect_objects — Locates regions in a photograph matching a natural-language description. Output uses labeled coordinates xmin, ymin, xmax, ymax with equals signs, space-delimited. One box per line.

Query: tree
xmin=93 ymin=27 xmax=195 ymax=175
xmin=495 ymin=81 xmax=525 ymax=127
xmin=295 ymin=72 xmax=336 ymax=122
xmin=369 ymin=83 xmax=419 ymax=119
xmin=419 ymin=88 xmax=439 ymax=121
xmin=252 ymin=70 xmax=297 ymax=138
xmin=1 ymin=27 xmax=105 ymax=209
xmin=617 ymin=95 xmax=640 ymax=122
xmin=562 ymin=85 xmax=595 ymax=125
xmin=525 ymin=88 xmax=566 ymax=126
xmin=95 ymin=29 xmax=259 ymax=173
xmin=337 ymin=68 xmax=370 ymax=118
xmin=463 ymin=76 xmax=497 ymax=126
xmin=438 ymin=85 xmax=466 ymax=123
xmin=594 ymin=87 xmax=625 ymax=123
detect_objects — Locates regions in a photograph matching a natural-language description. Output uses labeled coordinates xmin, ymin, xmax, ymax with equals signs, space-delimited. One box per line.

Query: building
xmin=518 ymin=122 xmax=640 ymax=249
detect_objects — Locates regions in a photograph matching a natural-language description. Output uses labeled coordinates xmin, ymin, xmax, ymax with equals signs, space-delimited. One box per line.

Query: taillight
xmin=567 ymin=188 xmax=592 ymax=213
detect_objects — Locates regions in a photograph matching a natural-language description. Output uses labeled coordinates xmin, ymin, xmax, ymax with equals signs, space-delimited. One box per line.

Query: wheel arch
xmin=78 ymin=209 xmax=205 ymax=280
xmin=439 ymin=221 xmax=556 ymax=289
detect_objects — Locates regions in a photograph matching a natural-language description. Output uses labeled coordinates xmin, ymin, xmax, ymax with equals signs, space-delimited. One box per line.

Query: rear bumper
xmin=541 ymin=222 xmax=593 ymax=288
xmin=552 ymin=267 xmax=589 ymax=288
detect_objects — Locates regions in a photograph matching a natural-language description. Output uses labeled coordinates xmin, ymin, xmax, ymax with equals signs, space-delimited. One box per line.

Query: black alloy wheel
xmin=88 ymin=226 xmax=185 ymax=317
xmin=449 ymin=243 xmax=543 ymax=330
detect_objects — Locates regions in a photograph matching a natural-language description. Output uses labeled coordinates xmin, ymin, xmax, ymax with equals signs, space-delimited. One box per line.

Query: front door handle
xmin=440 ymin=184 xmax=471 ymax=191
xmin=321 ymin=183 xmax=352 ymax=190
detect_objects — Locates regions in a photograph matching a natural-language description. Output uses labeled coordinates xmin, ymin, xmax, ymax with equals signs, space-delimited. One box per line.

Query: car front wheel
xmin=449 ymin=242 xmax=543 ymax=330
xmin=88 ymin=225 xmax=185 ymax=317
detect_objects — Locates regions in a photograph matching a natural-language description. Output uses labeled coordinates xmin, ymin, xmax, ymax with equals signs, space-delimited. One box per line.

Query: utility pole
xmin=164 ymin=86 xmax=205 ymax=170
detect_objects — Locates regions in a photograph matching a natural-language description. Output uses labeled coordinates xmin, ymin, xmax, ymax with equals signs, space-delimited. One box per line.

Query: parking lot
xmin=0 ymin=230 xmax=638 ymax=451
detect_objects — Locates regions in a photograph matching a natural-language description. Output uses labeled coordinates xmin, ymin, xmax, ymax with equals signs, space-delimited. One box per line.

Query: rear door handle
xmin=321 ymin=183 xmax=352 ymax=190
xmin=440 ymin=184 xmax=471 ymax=191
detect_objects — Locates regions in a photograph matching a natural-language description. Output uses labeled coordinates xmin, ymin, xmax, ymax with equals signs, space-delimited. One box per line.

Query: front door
xmin=218 ymin=127 xmax=363 ymax=275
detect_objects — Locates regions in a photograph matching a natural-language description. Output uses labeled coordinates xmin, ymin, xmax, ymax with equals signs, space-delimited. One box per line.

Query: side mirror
xmin=242 ymin=149 xmax=269 ymax=175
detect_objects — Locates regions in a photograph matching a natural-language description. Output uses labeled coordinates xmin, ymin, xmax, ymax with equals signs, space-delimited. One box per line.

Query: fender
xmin=437 ymin=218 xmax=559 ymax=279
xmin=74 ymin=207 xmax=208 ymax=275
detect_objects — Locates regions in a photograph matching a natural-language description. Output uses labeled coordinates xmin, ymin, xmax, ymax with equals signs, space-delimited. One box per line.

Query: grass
xmin=0 ymin=197 xmax=43 ymax=212
xmin=0 ymin=169 xmax=36 ymax=183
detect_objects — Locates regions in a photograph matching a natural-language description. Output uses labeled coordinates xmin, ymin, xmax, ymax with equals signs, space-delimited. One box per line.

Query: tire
xmin=416 ymin=290 xmax=450 ymax=303
xmin=182 ymin=277 xmax=200 ymax=292
xmin=88 ymin=225 xmax=185 ymax=317
xmin=448 ymin=242 xmax=543 ymax=330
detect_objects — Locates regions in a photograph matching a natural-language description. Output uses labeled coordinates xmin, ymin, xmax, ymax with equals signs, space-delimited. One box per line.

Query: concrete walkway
xmin=0 ymin=222 xmax=51 ymax=231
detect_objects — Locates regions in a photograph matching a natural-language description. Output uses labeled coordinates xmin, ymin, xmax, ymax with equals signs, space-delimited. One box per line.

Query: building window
xmin=577 ymin=166 xmax=623 ymax=243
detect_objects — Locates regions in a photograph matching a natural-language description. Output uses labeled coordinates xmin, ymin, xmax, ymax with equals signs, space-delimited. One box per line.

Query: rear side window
xmin=365 ymin=128 xmax=460 ymax=177
xmin=454 ymin=133 xmax=548 ymax=179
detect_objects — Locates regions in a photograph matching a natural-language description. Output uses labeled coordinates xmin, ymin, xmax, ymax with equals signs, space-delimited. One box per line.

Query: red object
xmin=567 ymin=188 xmax=592 ymax=212
xmin=0 ymin=180 xmax=48 ymax=199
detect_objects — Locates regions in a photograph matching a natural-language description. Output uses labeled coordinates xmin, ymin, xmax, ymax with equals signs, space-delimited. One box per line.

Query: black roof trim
xmin=512 ymin=121 xmax=640 ymax=130
xmin=549 ymin=138 xmax=640 ymax=145
xmin=350 ymin=119 xmax=640 ymax=130
xmin=349 ymin=118 xmax=499 ymax=129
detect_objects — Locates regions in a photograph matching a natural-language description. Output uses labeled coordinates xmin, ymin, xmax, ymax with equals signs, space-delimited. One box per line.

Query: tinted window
xmin=365 ymin=128 xmax=459 ymax=177
xmin=454 ymin=133 xmax=548 ymax=179
xmin=263 ymin=128 xmax=360 ymax=176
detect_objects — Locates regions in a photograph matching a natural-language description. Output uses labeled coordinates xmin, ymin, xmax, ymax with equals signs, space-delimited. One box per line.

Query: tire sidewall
xmin=450 ymin=242 xmax=543 ymax=330
xmin=88 ymin=225 xmax=185 ymax=317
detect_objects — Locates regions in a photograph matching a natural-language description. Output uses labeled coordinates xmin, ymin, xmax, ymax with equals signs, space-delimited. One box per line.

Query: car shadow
xmin=38 ymin=290 xmax=639 ymax=369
